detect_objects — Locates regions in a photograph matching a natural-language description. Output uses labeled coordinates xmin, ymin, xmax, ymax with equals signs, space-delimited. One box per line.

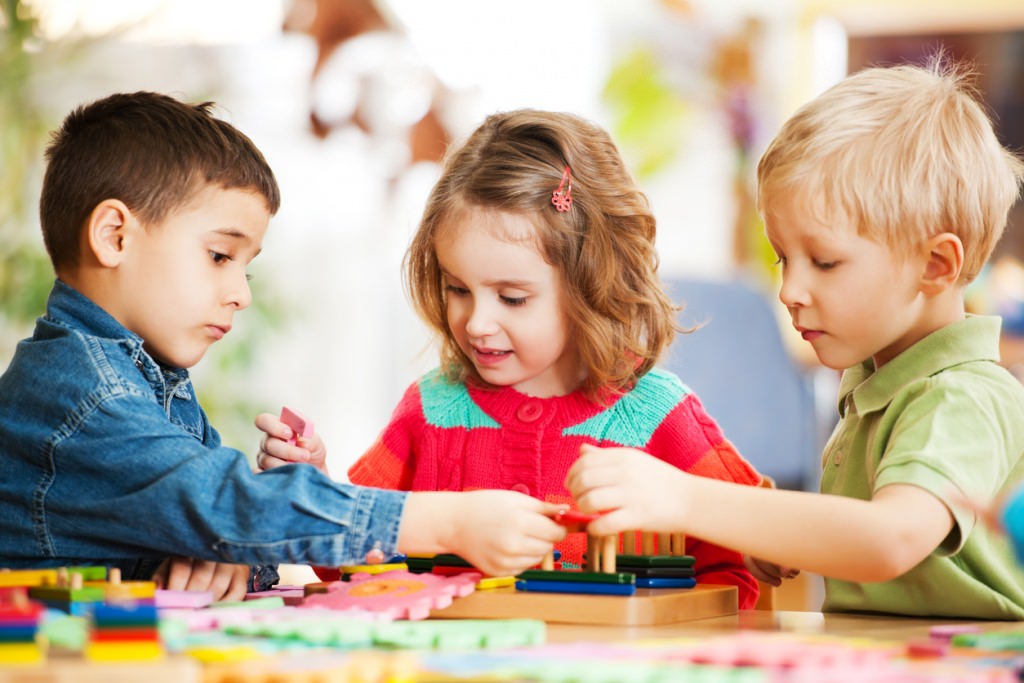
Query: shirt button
xmin=516 ymin=400 xmax=543 ymax=423
xmin=833 ymin=450 xmax=843 ymax=466
xmin=511 ymin=483 xmax=530 ymax=495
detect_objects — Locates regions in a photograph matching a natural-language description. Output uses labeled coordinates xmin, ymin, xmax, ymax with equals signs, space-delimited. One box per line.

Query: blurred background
xmin=3 ymin=0 xmax=1024 ymax=499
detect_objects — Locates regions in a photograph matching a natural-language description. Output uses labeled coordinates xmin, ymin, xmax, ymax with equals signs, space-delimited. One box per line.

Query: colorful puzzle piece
xmin=86 ymin=601 xmax=163 ymax=662
xmin=155 ymin=589 xmax=214 ymax=609
xmin=301 ymin=570 xmax=480 ymax=620
xmin=515 ymin=579 xmax=636 ymax=596
xmin=0 ymin=569 xmax=59 ymax=588
xmin=0 ymin=587 xmax=45 ymax=665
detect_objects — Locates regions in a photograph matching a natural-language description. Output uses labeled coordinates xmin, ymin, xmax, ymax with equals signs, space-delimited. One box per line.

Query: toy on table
xmin=0 ymin=586 xmax=45 ymax=664
xmin=540 ymin=509 xmax=608 ymax=571
xmin=301 ymin=570 xmax=480 ymax=620
xmin=279 ymin=406 xmax=314 ymax=446
xmin=29 ymin=568 xmax=106 ymax=615
xmin=85 ymin=601 xmax=163 ymax=662
xmin=521 ymin=509 xmax=694 ymax=595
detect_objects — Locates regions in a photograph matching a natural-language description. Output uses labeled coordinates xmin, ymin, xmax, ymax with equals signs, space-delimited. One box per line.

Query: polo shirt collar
xmin=837 ymin=315 xmax=1002 ymax=417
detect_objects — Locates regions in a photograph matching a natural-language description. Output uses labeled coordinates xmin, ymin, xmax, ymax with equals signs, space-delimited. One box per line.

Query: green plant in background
xmin=0 ymin=0 xmax=60 ymax=346
xmin=0 ymin=0 xmax=288 ymax=453
xmin=603 ymin=47 xmax=692 ymax=179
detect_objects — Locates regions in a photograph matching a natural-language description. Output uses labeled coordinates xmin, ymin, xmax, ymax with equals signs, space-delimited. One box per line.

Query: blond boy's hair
xmin=756 ymin=58 xmax=1024 ymax=283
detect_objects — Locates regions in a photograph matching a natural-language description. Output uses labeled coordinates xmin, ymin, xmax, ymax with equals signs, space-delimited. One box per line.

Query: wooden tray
xmin=429 ymin=584 xmax=737 ymax=626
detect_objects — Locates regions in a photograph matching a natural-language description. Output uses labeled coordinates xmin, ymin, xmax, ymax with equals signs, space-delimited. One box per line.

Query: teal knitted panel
xmin=563 ymin=368 xmax=691 ymax=447
xmin=417 ymin=370 xmax=500 ymax=429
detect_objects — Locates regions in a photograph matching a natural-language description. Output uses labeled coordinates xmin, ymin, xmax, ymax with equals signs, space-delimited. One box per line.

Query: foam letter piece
xmin=301 ymin=570 xmax=480 ymax=620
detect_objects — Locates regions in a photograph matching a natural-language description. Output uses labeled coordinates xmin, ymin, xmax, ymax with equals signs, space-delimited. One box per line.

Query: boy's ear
xmin=86 ymin=199 xmax=134 ymax=267
xmin=919 ymin=232 xmax=964 ymax=296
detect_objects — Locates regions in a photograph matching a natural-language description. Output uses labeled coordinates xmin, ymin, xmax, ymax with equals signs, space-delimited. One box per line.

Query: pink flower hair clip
xmin=551 ymin=165 xmax=573 ymax=212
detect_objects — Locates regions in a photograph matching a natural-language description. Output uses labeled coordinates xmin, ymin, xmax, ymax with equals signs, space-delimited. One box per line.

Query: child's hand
xmin=744 ymin=555 xmax=799 ymax=587
xmin=152 ymin=557 xmax=250 ymax=602
xmin=254 ymin=412 xmax=330 ymax=476
xmin=565 ymin=444 xmax=692 ymax=537
xmin=399 ymin=490 xmax=568 ymax=577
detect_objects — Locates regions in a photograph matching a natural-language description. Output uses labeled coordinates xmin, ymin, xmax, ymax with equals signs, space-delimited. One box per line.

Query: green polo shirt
xmin=821 ymin=315 xmax=1024 ymax=619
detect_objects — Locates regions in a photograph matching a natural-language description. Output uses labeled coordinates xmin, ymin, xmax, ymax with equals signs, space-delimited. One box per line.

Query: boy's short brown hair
xmin=40 ymin=91 xmax=280 ymax=272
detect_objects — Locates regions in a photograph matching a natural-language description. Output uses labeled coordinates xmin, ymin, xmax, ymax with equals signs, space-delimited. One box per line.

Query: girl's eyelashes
xmin=442 ymin=279 xmax=528 ymax=305
xmin=210 ymin=250 xmax=234 ymax=264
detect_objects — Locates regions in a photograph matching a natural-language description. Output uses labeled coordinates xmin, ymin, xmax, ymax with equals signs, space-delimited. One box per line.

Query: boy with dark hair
xmin=0 ymin=91 xmax=565 ymax=600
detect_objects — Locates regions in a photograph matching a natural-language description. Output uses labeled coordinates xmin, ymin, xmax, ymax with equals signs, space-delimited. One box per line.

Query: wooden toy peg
xmin=586 ymin=534 xmax=600 ymax=572
xmin=541 ymin=551 xmax=554 ymax=571
xmin=671 ymin=533 xmax=686 ymax=556
xmin=601 ymin=535 xmax=617 ymax=573
xmin=641 ymin=532 xmax=656 ymax=556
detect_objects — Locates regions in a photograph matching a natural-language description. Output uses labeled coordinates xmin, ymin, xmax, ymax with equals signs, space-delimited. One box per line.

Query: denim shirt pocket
xmin=167 ymin=380 xmax=204 ymax=440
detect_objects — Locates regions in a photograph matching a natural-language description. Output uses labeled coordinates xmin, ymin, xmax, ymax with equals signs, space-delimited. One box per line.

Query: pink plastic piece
xmin=280 ymin=406 xmax=314 ymax=446
xmin=154 ymin=589 xmax=214 ymax=609
xmin=300 ymin=569 xmax=480 ymax=620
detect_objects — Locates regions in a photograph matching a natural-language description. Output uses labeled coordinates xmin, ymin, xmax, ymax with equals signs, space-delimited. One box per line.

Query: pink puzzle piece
xmin=300 ymin=569 xmax=480 ymax=620
xmin=154 ymin=589 xmax=213 ymax=609
xmin=280 ymin=406 xmax=314 ymax=446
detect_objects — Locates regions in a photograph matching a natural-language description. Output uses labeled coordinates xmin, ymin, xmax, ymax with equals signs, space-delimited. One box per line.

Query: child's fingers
xmin=744 ymin=556 xmax=783 ymax=585
xmin=206 ymin=567 xmax=234 ymax=601
xmin=566 ymin=449 xmax=624 ymax=496
xmin=207 ymin=564 xmax=249 ymax=602
xmin=223 ymin=567 xmax=250 ymax=602
xmin=184 ymin=560 xmax=216 ymax=593
xmin=257 ymin=450 xmax=301 ymax=471
xmin=574 ymin=482 xmax=623 ymax=517
xmin=257 ymin=435 xmax=310 ymax=469
xmin=150 ymin=560 xmax=169 ymax=589
xmin=582 ymin=507 xmax=628 ymax=538
xmin=254 ymin=412 xmax=294 ymax=441
xmin=538 ymin=501 xmax=571 ymax=517
xmin=162 ymin=557 xmax=195 ymax=591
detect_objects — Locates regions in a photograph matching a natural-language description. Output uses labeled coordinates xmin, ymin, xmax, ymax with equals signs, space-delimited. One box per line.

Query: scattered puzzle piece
xmin=301 ymin=570 xmax=480 ymax=620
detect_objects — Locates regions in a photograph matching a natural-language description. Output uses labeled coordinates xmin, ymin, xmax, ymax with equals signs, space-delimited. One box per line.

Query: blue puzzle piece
xmin=516 ymin=579 xmax=636 ymax=596
xmin=635 ymin=577 xmax=696 ymax=589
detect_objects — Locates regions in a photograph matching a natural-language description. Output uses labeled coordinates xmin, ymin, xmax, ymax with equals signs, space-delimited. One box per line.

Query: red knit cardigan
xmin=336 ymin=367 xmax=763 ymax=608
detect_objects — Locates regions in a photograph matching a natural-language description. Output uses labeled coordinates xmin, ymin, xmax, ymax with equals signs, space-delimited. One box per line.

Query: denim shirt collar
xmin=47 ymin=279 xmax=193 ymax=407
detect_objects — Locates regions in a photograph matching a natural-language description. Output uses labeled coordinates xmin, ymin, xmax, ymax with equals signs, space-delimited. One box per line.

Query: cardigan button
xmin=511 ymin=483 xmax=531 ymax=495
xmin=516 ymin=400 xmax=543 ymax=423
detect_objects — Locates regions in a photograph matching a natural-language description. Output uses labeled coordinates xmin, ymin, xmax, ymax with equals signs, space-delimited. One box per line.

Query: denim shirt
xmin=0 ymin=280 xmax=406 ymax=588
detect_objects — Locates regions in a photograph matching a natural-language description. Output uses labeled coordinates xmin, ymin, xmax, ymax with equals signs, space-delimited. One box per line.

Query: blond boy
xmin=567 ymin=60 xmax=1024 ymax=619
